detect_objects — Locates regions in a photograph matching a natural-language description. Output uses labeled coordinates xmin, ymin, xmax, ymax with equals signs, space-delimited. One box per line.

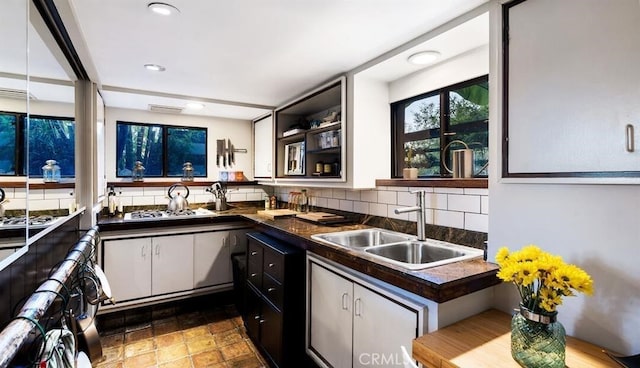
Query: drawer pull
xmin=354 ymin=298 xmax=362 ymax=317
xmin=250 ymin=273 xmax=257 ymax=277
xmin=259 ymin=319 xmax=265 ymax=324
xmin=254 ymin=315 xmax=260 ymax=320
xmin=268 ymin=263 xmax=275 ymax=268
xmin=250 ymin=251 xmax=258 ymax=256
xmin=341 ymin=293 xmax=349 ymax=310
xmin=267 ymin=287 xmax=276 ymax=292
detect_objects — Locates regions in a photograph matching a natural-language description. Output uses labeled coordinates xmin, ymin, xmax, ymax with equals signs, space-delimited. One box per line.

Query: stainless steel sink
xmin=311 ymin=228 xmax=413 ymax=249
xmin=364 ymin=240 xmax=483 ymax=270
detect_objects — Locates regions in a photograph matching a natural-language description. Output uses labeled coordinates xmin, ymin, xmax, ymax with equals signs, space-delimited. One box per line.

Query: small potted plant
xmin=403 ymin=146 xmax=418 ymax=179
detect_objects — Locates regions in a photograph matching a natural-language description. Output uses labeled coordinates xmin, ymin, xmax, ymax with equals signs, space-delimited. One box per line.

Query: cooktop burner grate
xmin=1 ymin=215 xmax=55 ymax=226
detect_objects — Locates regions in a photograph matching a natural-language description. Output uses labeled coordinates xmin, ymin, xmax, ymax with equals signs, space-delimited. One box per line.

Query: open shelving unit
xmin=274 ymin=77 xmax=346 ymax=181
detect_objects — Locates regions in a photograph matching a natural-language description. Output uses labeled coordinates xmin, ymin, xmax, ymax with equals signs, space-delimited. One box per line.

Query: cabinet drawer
xmin=263 ymin=249 xmax=284 ymax=282
xmin=248 ymin=242 xmax=263 ymax=264
xmin=262 ymin=273 xmax=283 ymax=311
xmin=247 ymin=261 xmax=263 ymax=289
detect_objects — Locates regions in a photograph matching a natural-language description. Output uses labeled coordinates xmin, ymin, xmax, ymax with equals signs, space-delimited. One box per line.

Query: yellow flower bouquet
xmin=495 ymin=245 xmax=594 ymax=314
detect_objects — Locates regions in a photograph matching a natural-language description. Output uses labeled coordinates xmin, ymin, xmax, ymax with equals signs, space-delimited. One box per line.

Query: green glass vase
xmin=511 ymin=305 xmax=566 ymax=368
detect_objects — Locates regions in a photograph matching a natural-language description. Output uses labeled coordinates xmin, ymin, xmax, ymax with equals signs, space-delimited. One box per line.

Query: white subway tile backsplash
xmin=339 ymin=200 xmax=354 ymax=212
xmin=377 ymin=190 xmax=397 ymax=205
xmin=14 ymin=188 xmax=27 ymax=199
xmin=332 ymin=189 xmax=346 ymax=200
xmin=369 ymin=202 xmax=388 ymax=217
xmin=353 ymin=201 xmax=369 ymax=214
xmin=425 ymin=193 xmax=447 ymax=210
xmin=44 ymin=189 xmax=74 ymax=200
xmin=360 ymin=190 xmax=378 ymax=203
xmin=193 ymin=194 xmax=213 ymax=204
xmin=434 ymin=187 xmax=464 ymax=194
xmin=246 ymin=192 xmax=263 ymax=201
xmin=397 ymin=191 xmax=415 ymax=206
xmin=481 ymin=196 xmax=489 ymax=214
xmin=447 ymin=194 xmax=480 ymax=213
xmin=345 ymin=190 xmax=360 ymax=201
xmin=464 ymin=188 xmax=489 ymax=196
xmin=409 ymin=186 xmax=433 ymax=193
xmin=433 ymin=209 xmax=464 ymax=229
xmin=228 ymin=192 xmax=247 ymax=202
xmin=327 ymin=198 xmax=340 ymax=209
xmin=154 ymin=196 xmax=171 ymax=205
xmin=319 ymin=188 xmax=333 ymax=198
xmin=132 ymin=196 xmax=155 ymax=206
xmin=28 ymin=189 xmax=44 ymax=200
xmin=4 ymin=198 xmax=26 ymax=210
xmin=29 ymin=199 xmax=59 ymax=211
xmin=465 ymin=213 xmax=488 ymax=232
xmin=120 ymin=188 xmax=144 ymax=197
xmin=315 ymin=197 xmax=328 ymax=208
xmin=144 ymin=187 xmax=167 ymax=196
xmin=119 ymin=196 xmax=133 ymax=207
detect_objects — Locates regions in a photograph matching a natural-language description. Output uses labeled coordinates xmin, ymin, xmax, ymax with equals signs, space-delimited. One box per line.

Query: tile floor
xmin=94 ymin=297 xmax=267 ymax=368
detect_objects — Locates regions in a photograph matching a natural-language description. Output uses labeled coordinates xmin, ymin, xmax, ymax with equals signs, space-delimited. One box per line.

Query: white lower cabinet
xmin=102 ymin=227 xmax=247 ymax=307
xmin=103 ymin=237 xmax=153 ymax=302
xmin=151 ymin=234 xmax=194 ymax=295
xmin=193 ymin=232 xmax=231 ymax=288
xmin=308 ymin=255 xmax=426 ymax=368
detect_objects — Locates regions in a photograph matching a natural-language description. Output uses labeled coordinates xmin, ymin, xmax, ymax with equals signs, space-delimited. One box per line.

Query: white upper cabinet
xmin=504 ymin=0 xmax=640 ymax=181
xmin=253 ymin=114 xmax=274 ymax=179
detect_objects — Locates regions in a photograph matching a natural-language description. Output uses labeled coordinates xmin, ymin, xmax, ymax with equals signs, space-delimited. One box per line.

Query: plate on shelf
xmin=283 ymin=128 xmax=306 ymax=137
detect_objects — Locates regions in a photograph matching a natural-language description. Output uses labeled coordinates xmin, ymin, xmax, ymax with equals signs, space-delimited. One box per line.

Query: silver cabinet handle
xmin=268 ymin=263 xmax=275 ymax=268
xmin=267 ymin=287 xmax=276 ymax=292
xmin=626 ymin=124 xmax=635 ymax=152
xmin=250 ymin=251 xmax=257 ymax=256
xmin=354 ymin=298 xmax=362 ymax=317
xmin=341 ymin=293 xmax=349 ymax=310
xmin=250 ymin=273 xmax=257 ymax=277
xmin=254 ymin=315 xmax=260 ymax=320
xmin=259 ymin=319 xmax=265 ymax=324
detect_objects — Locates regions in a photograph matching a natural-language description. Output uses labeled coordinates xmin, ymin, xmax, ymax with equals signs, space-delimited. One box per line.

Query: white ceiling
xmin=64 ymin=0 xmax=489 ymax=120
xmin=1 ymin=1 xmax=490 ymax=120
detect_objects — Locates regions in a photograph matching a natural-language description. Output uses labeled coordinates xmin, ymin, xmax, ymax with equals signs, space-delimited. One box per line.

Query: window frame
xmin=391 ymin=75 xmax=488 ymax=178
xmin=115 ymin=120 xmax=208 ymax=179
xmin=0 ymin=110 xmax=75 ymax=177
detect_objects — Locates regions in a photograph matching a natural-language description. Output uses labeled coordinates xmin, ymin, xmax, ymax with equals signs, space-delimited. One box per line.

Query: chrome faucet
xmin=394 ymin=190 xmax=427 ymax=241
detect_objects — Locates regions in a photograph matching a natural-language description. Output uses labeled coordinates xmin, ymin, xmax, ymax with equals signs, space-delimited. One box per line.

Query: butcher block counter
xmin=412 ymin=309 xmax=618 ymax=368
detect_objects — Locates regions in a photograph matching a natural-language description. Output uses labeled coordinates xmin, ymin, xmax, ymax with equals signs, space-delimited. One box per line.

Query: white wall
xmin=389 ymin=44 xmax=489 ymax=103
xmin=488 ymin=1 xmax=640 ymax=355
xmin=104 ymin=107 xmax=253 ymax=182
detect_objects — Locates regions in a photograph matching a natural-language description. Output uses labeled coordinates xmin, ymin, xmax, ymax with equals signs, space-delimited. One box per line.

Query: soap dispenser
xmin=107 ymin=187 xmax=117 ymax=216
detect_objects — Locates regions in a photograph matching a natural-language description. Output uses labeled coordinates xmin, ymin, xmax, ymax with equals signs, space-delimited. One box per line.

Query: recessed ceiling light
xmin=407 ymin=51 xmax=441 ymax=65
xmin=147 ymin=2 xmax=180 ymax=16
xmin=186 ymin=102 xmax=204 ymax=110
xmin=144 ymin=63 xmax=166 ymax=72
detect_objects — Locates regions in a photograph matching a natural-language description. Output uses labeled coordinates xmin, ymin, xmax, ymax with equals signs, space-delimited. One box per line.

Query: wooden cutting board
xmin=256 ymin=209 xmax=299 ymax=219
xmin=296 ymin=212 xmax=348 ymax=224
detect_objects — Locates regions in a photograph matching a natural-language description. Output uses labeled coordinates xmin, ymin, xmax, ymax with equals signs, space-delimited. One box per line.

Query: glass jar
xmin=132 ymin=161 xmax=145 ymax=182
xmin=42 ymin=160 xmax=61 ymax=183
xmin=511 ymin=305 xmax=566 ymax=368
xmin=182 ymin=162 xmax=194 ymax=181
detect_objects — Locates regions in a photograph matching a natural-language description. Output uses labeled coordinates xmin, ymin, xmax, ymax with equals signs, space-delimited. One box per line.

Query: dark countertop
xmin=97 ymin=204 xmax=500 ymax=303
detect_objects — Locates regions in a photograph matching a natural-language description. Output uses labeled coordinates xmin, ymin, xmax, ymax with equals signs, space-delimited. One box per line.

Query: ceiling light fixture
xmin=147 ymin=2 xmax=180 ymax=16
xmin=407 ymin=51 xmax=441 ymax=65
xmin=144 ymin=63 xmax=166 ymax=72
xmin=186 ymin=102 xmax=204 ymax=110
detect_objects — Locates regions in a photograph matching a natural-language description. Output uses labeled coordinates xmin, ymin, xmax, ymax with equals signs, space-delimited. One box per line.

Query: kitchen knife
xmin=216 ymin=139 xmax=223 ymax=167
xmin=223 ymin=139 xmax=228 ymax=168
xmin=230 ymin=142 xmax=235 ymax=166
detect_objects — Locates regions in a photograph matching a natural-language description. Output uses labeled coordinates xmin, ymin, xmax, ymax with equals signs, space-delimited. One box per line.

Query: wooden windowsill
xmin=376 ymin=178 xmax=488 ymax=189
xmin=106 ymin=180 xmax=259 ymax=188
xmin=0 ymin=181 xmax=75 ymax=189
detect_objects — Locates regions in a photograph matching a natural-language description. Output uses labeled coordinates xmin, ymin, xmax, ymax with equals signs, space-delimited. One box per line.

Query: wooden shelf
xmin=307 ymin=147 xmax=341 ymax=155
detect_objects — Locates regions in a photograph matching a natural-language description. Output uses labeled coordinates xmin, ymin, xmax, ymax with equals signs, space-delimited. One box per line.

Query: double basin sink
xmin=311 ymin=228 xmax=483 ymax=270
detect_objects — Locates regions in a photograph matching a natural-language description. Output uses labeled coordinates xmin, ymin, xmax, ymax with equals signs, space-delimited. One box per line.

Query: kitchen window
xmin=0 ymin=111 xmax=75 ymax=177
xmin=391 ymin=75 xmax=488 ymax=178
xmin=116 ymin=121 xmax=207 ymax=178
